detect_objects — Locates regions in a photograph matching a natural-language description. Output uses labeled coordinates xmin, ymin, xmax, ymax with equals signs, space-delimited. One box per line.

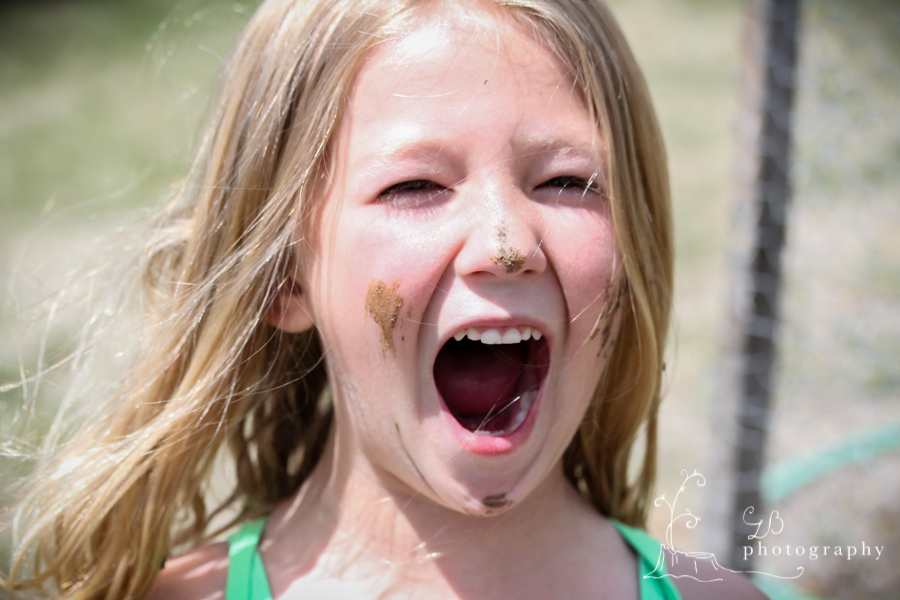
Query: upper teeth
xmin=452 ymin=326 xmax=542 ymax=345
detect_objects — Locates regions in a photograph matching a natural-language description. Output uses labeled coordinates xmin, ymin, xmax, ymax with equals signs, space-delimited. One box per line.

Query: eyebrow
xmin=351 ymin=134 xmax=602 ymax=177
xmin=353 ymin=139 xmax=452 ymax=176
xmin=516 ymin=134 xmax=602 ymax=162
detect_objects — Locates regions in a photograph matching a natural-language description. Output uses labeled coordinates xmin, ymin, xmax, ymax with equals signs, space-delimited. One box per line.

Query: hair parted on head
xmin=4 ymin=1 xmax=670 ymax=598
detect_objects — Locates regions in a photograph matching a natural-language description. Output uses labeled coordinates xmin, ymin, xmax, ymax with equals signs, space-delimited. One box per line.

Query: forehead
xmin=329 ymin=4 xmax=597 ymax=178
xmin=372 ymin=2 xmax=563 ymax=88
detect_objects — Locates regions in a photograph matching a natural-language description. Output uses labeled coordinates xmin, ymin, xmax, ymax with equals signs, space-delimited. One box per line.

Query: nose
xmin=454 ymin=185 xmax=547 ymax=280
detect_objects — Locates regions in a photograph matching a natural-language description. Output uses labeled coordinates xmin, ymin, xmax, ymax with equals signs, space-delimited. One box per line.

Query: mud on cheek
xmin=366 ymin=279 xmax=404 ymax=352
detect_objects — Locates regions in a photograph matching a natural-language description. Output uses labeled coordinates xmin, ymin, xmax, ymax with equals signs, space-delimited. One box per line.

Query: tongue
xmin=433 ymin=339 xmax=525 ymax=417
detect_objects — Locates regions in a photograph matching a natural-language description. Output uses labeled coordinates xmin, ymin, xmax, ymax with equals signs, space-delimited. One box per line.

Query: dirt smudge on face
xmin=366 ymin=279 xmax=404 ymax=352
xmin=492 ymin=248 xmax=526 ymax=273
xmin=482 ymin=493 xmax=512 ymax=510
xmin=491 ymin=224 xmax=526 ymax=273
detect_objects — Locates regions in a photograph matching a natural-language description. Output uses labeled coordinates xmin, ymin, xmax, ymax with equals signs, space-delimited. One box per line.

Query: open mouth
xmin=433 ymin=327 xmax=549 ymax=437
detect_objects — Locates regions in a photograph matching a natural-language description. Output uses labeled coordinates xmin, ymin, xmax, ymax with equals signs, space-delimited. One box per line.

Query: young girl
xmin=5 ymin=0 xmax=765 ymax=598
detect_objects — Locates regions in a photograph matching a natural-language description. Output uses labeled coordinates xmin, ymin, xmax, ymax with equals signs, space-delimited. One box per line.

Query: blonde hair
xmin=3 ymin=0 xmax=671 ymax=598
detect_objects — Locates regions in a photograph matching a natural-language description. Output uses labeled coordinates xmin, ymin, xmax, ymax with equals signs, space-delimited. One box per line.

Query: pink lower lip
xmin=437 ymin=383 xmax=543 ymax=456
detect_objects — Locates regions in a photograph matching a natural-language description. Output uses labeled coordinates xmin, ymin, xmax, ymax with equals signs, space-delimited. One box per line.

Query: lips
xmin=433 ymin=325 xmax=549 ymax=438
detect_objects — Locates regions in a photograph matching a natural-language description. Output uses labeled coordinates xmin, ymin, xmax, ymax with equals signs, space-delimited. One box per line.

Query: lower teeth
xmin=472 ymin=388 xmax=538 ymax=437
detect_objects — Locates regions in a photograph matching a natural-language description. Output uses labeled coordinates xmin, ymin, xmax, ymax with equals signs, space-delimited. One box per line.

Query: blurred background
xmin=0 ymin=1 xmax=898 ymax=598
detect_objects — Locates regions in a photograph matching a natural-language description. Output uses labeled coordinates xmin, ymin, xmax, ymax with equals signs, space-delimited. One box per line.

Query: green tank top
xmin=226 ymin=517 xmax=683 ymax=600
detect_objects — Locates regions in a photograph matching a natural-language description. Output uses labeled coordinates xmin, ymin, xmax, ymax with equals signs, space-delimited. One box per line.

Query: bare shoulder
xmin=145 ymin=541 xmax=229 ymax=600
xmin=666 ymin=548 xmax=769 ymax=600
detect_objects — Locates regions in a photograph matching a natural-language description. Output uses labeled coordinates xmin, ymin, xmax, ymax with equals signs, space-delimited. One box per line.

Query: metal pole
xmin=729 ymin=0 xmax=801 ymax=571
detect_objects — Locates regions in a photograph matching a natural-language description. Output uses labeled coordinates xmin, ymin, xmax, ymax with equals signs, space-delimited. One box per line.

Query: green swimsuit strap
xmin=610 ymin=519 xmax=684 ymax=600
xmin=226 ymin=517 xmax=274 ymax=600
xmin=227 ymin=516 xmax=679 ymax=600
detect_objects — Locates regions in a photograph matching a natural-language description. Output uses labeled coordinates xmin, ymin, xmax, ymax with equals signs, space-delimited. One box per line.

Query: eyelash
xmin=538 ymin=175 xmax=601 ymax=194
xmin=377 ymin=180 xmax=447 ymax=209
xmin=380 ymin=180 xmax=443 ymax=196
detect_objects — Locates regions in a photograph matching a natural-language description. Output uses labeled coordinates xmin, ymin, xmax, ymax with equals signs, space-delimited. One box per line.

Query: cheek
xmin=547 ymin=213 xmax=620 ymax=324
xmin=551 ymin=220 xmax=621 ymax=437
xmin=340 ymin=213 xmax=458 ymax=313
xmin=311 ymin=211 xmax=452 ymax=369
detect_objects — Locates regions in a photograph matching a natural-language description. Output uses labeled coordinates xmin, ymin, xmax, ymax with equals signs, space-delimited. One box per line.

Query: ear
xmin=266 ymin=278 xmax=315 ymax=333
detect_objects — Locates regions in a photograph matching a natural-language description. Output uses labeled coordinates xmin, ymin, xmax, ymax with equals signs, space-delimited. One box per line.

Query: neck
xmin=264 ymin=428 xmax=603 ymax=598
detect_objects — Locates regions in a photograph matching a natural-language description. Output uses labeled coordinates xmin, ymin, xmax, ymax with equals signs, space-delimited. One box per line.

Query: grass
xmin=0 ymin=0 xmax=260 ymax=226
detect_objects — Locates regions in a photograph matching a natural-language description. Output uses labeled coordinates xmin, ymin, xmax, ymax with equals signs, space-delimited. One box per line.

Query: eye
xmin=378 ymin=179 xmax=447 ymax=208
xmin=538 ymin=175 xmax=601 ymax=195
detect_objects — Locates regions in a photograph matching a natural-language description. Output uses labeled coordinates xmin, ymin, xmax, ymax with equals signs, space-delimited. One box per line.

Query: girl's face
xmin=303 ymin=5 xmax=623 ymax=515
